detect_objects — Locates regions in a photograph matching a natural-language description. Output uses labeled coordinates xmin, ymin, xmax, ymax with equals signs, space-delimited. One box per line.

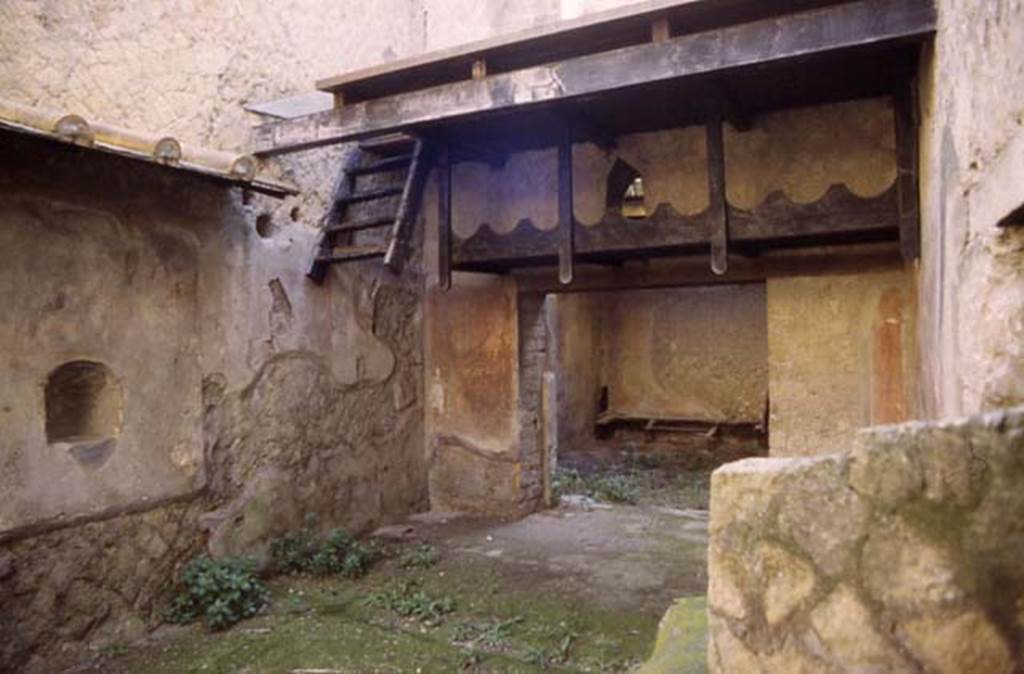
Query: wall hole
xmin=45 ymin=360 xmax=123 ymax=445
xmin=605 ymin=158 xmax=647 ymax=219
xmin=255 ymin=213 xmax=277 ymax=238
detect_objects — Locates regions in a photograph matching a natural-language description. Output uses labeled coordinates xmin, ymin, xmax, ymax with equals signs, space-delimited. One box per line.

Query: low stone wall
xmin=707 ymin=408 xmax=1024 ymax=673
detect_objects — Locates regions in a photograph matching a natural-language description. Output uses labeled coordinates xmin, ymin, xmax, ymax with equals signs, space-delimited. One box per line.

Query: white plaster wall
xmin=918 ymin=0 xmax=1024 ymax=418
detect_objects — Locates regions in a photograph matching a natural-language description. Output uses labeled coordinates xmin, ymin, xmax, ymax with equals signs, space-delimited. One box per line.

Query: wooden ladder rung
xmin=349 ymin=154 xmax=414 ymax=176
xmin=326 ymin=215 xmax=394 ymax=234
xmin=359 ymin=133 xmax=416 ymax=156
xmin=317 ymin=244 xmax=388 ymax=263
xmin=335 ymin=186 xmax=403 ymax=205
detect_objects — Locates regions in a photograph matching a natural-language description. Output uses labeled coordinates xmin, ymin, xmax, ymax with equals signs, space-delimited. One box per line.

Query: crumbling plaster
xmin=918 ymin=0 xmax=1024 ymax=418
xmin=0 ymin=2 xmax=653 ymax=668
xmin=0 ymin=130 xmax=428 ymax=671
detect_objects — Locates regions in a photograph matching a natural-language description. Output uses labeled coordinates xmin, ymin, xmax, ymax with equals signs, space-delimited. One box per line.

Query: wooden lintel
xmin=558 ymin=123 xmax=575 ymax=285
xmin=893 ymin=82 xmax=920 ymax=260
xmin=254 ymin=0 xmax=936 ymax=156
xmin=512 ymin=244 xmax=905 ymax=295
xmin=706 ymin=110 xmax=728 ymax=275
xmin=437 ymin=144 xmax=453 ymax=291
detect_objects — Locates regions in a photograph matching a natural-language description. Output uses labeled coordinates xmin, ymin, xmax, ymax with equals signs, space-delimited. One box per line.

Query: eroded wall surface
xmin=425 ymin=274 xmax=537 ymax=515
xmin=767 ymin=269 xmax=917 ymax=457
xmin=706 ymin=408 xmax=1024 ymax=673
xmin=0 ymin=135 xmax=427 ymax=671
xmin=0 ymin=1 xmax=652 ymax=668
xmin=0 ymin=191 xmax=203 ymax=532
xmin=605 ymin=286 xmax=768 ymax=425
xmin=544 ymin=285 xmax=767 ymax=463
xmin=918 ymin=0 xmax=1024 ymax=418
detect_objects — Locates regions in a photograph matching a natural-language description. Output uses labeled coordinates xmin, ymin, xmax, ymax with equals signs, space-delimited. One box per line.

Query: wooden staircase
xmin=309 ymin=133 xmax=429 ymax=283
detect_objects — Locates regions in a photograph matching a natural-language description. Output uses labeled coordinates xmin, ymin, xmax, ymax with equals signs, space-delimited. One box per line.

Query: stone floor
xmin=421 ymin=503 xmax=709 ymax=615
xmin=76 ymin=500 xmax=709 ymax=673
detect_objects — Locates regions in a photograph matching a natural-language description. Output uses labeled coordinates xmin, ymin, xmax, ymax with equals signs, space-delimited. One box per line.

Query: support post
xmin=894 ymin=82 xmax=920 ymax=260
xmin=558 ymin=122 xmax=575 ymax=285
xmin=438 ymin=143 xmax=452 ymax=291
xmin=471 ymin=58 xmax=488 ymax=80
xmin=651 ymin=17 xmax=670 ymax=42
xmin=706 ymin=104 xmax=729 ymax=275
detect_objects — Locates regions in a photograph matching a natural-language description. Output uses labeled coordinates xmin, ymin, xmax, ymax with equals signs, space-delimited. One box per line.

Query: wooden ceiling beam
xmin=254 ymin=0 xmax=935 ymax=157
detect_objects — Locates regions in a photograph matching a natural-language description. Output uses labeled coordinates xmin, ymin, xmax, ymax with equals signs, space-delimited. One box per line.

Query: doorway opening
xmin=527 ymin=284 xmax=769 ymax=511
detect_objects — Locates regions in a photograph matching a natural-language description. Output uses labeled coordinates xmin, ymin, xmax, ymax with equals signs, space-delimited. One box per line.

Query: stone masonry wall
xmin=707 ymin=407 xmax=1024 ymax=673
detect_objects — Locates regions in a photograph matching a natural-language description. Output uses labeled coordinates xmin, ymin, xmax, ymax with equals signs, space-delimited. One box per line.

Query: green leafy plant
xmin=311 ymin=532 xmax=379 ymax=578
xmin=270 ymin=517 xmax=379 ymax=578
xmin=589 ymin=474 xmax=639 ymax=504
xmin=269 ymin=513 xmax=319 ymax=574
xmin=166 ymin=556 xmax=269 ymax=631
xmin=452 ymin=615 xmax=523 ymax=650
xmin=365 ymin=579 xmax=456 ymax=625
xmin=552 ymin=467 xmax=640 ymax=504
xmin=399 ymin=543 xmax=440 ymax=569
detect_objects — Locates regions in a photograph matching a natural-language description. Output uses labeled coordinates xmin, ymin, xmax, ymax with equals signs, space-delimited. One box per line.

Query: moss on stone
xmin=638 ymin=596 xmax=709 ymax=674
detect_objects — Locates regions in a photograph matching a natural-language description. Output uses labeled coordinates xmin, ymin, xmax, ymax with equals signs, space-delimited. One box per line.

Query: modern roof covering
xmin=0 ymin=98 xmax=296 ymax=197
xmin=254 ymin=0 xmax=935 ymax=157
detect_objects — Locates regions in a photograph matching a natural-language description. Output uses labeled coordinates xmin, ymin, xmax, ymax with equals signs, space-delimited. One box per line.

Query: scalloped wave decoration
xmin=453 ymin=182 xmax=900 ymax=268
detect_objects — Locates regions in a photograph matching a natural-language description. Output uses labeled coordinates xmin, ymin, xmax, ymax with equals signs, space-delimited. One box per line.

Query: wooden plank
xmin=317 ymin=0 xmax=705 ymax=95
xmin=384 ymin=138 xmax=427 ymax=272
xmin=706 ymin=109 xmax=729 ymax=274
xmin=893 ymin=82 xmax=920 ymax=260
xmin=437 ymin=143 xmax=452 ymax=291
xmin=243 ymin=91 xmax=334 ymax=119
xmin=255 ymin=0 xmax=935 ymax=156
xmin=558 ymin=123 xmax=575 ymax=285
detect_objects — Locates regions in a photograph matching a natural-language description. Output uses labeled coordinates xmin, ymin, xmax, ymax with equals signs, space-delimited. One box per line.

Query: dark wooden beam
xmin=893 ymin=81 xmax=920 ymax=260
xmin=706 ymin=106 xmax=729 ymax=275
xmin=384 ymin=138 xmax=428 ymax=272
xmin=254 ymin=0 xmax=935 ymax=156
xmin=437 ymin=143 xmax=453 ymax=291
xmin=451 ymin=182 xmax=903 ymax=270
xmin=558 ymin=123 xmax=575 ymax=285
xmin=512 ymin=243 xmax=905 ymax=294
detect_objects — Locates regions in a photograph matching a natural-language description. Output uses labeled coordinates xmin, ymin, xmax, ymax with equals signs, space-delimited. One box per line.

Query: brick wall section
xmin=516 ymin=292 xmax=549 ymax=512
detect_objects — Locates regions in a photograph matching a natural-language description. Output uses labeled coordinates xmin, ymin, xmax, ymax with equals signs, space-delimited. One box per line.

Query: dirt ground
xmin=72 ymin=488 xmax=709 ymax=674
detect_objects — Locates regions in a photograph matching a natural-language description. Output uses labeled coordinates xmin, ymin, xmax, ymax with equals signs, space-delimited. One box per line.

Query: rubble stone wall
xmin=707 ymin=407 xmax=1024 ymax=673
